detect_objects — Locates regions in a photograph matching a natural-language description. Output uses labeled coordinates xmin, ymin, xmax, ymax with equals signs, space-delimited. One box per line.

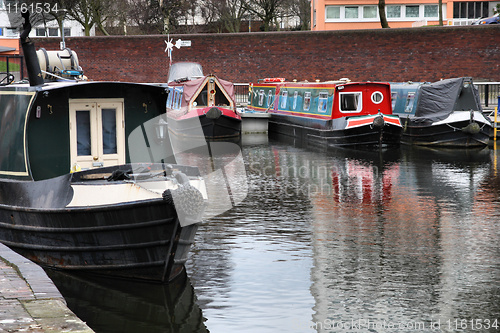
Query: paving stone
xmin=0 ymin=244 xmax=94 ymax=333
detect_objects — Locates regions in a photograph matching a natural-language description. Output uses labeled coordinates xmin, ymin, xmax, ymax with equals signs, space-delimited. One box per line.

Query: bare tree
xmin=287 ymin=0 xmax=310 ymax=30
xmin=378 ymin=0 xmax=389 ymax=28
xmin=244 ymin=0 xmax=288 ymax=31
xmin=199 ymin=0 xmax=247 ymax=32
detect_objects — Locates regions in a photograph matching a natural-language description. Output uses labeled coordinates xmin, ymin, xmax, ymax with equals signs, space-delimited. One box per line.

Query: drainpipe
xmin=20 ymin=11 xmax=44 ymax=86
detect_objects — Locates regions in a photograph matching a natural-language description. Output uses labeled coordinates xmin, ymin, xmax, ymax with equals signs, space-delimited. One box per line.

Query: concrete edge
xmin=0 ymin=243 xmax=95 ymax=333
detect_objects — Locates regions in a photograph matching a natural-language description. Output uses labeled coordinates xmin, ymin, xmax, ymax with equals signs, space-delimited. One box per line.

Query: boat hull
xmin=400 ymin=118 xmax=492 ymax=147
xmin=168 ymin=107 xmax=241 ymax=141
xmin=0 ymin=199 xmax=197 ymax=282
xmin=269 ymin=113 xmax=402 ymax=147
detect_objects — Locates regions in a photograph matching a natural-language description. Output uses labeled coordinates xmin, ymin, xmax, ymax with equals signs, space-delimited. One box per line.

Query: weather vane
xmin=164 ymin=35 xmax=192 ymax=66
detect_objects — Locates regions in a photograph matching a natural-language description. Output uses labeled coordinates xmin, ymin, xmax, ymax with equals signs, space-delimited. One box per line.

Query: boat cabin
xmin=0 ymin=81 xmax=170 ymax=181
xmin=391 ymin=77 xmax=483 ymax=118
xmin=248 ymin=79 xmax=393 ymax=119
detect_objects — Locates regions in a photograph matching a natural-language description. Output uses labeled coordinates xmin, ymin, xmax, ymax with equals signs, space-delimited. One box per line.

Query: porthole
xmin=371 ymin=91 xmax=384 ymax=104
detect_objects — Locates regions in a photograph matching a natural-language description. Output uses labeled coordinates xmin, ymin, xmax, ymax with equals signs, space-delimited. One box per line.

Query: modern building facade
xmin=311 ymin=0 xmax=500 ymax=30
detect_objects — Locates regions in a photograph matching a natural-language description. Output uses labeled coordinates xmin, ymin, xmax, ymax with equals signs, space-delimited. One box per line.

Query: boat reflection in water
xmin=45 ymin=269 xmax=208 ymax=333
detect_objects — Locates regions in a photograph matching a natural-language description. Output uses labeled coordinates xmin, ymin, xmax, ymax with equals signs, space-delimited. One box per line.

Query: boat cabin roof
xmin=167 ymin=62 xmax=204 ymax=83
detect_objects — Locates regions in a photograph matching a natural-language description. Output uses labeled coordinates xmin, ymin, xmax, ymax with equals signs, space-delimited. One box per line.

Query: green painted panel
xmin=0 ymin=92 xmax=35 ymax=177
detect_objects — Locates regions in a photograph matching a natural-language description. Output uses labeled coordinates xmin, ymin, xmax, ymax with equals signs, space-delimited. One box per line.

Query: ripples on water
xmin=49 ymin=138 xmax=500 ymax=333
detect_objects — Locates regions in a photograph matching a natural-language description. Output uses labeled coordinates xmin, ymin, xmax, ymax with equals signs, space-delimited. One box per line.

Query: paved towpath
xmin=0 ymin=243 xmax=94 ymax=333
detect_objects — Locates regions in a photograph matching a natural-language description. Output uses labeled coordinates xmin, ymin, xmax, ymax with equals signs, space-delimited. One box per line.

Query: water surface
xmin=50 ymin=139 xmax=500 ymax=332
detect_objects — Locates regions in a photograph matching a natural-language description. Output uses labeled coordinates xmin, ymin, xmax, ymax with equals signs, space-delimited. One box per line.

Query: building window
xmin=64 ymin=28 xmax=71 ymax=37
xmin=363 ymin=6 xmax=378 ymax=19
xmin=5 ymin=28 xmax=17 ymax=37
xmin=48 ymin=28 xmax=58 ymax=36
xmin=424 ymin=5 xmax=439 ymax=18
xmin=36 ymin=28 xmax=46 ymax=36
xmin=387 ymin=5 xmax=402 ymax=18
xmin=405 ymin=5 xmax=420 ymax=18
xmin=453 ymin=1 xmax=489 ymax=19
xmin=326 ymin=6 xmax=341 ymax=19
xmin=345 ymin=6 xmax=359 ymax=19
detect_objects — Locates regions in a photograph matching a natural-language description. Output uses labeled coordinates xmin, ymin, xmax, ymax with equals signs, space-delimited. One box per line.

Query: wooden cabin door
xmin=69 ymin=99 xmax=125 ymax=171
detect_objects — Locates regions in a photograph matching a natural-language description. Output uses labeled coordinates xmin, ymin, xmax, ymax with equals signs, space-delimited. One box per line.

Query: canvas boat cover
xmin=168 ymin=62 xmax=204 ymax=83
xmin=180 ymin=76 xmax=235 ymax=106
xmin=414 ymin=77 xmax=482 ymax=123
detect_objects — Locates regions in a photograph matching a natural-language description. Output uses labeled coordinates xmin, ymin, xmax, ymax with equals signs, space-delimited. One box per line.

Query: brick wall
xmin=32 ymin=25 xmax=500 ymax=84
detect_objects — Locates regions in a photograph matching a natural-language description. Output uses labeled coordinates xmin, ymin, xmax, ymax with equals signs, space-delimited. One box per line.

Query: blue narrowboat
xmin=391 ymin=77 xmax=492 ymax=147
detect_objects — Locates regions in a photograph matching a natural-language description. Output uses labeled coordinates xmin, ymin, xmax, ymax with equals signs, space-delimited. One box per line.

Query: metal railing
xmin=475 ymin=82 xmax=500 ymax=110
xmin=235 ymin=83 xmax=250 ymax=107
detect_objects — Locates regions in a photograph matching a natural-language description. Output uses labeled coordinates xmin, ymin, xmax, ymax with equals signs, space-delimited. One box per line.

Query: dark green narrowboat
xmin=0 ymin=12 xmax=207 ymax=283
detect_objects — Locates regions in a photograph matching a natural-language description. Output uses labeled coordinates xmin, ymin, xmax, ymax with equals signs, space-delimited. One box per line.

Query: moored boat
xmin=166 ymin=62 xmax=241 ymax=141
xmin=246 ymin=78 xmax=402 ymax=147
xmin=391 ymin=77 xmax=492 ymax=147
xmin=0 ymin=12 xmax=207 ymax=283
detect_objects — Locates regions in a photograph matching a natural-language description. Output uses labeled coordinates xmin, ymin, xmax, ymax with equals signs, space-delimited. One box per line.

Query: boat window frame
xmin=318 ymin=91 xmax=329 ymax=113
xmin=267 ymin=90 xmax=273 ymax=108
xmin=292 ymin=91 xmax=298 ymax=110
xmin=391 ymin=92 xmax=398 ymax=110
xmin=280 ymin=90 xmax=288 ymax=109
xmin=303 ymin=91 xmax=312 ymax=111
xmin=405 ymin=92 xmax=415 ymax=113
xmin=339 ymin=91 xmax=363 ymax=113
xmin=258 ymin=89 xmax=265 ymax=106
xmin=371 ymin=91 xmax=384 ymax=104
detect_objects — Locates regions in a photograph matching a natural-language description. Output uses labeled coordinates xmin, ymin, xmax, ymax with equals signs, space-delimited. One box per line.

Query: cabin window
xmin=340 ymin=92 xmax=362 ymax=112
xmin=258 ymin=90 xmax=265 ymax=106
xmin=405 ymin=92 xmax=415 ymax=112
xmin=293 ymin=91 xmax=298 ymax=110
xmin=175 ymin=90 xmax=182 ymax=109
xmin=318 ymin=92 xmax=328 ymax=113
xmin=102 ymin=109 xmax=117 ymax=154
xmin=303 ymin=92 xmax=311 ymax=111
xmin=371 ymin=91 xmax=384 ymax=104
xmin=391 ymin=92 xmax=398 ymax=110
xmin=280 ymin=90 xmax=288 ymax=109
xmin=76 ymin=111 xmax=91 ymax=156
xmin=167 ymin=89 xmax=173 ymax=108
xmin=267 ymin=90 xmax=273 ymax=108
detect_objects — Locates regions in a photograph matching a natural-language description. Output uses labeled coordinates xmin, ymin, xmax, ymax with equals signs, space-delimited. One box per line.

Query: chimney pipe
xmin=20 ymin=11 xmax=44 ymax=86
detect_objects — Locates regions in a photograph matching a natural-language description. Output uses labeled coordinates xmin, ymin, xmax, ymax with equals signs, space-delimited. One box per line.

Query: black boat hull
xmin=401 ymin=119 xmax=492 ymax=147
xmin=268 ymin=114 xmax=402 ymax=147
xmin=0 ymin=199 xmax=197 ymax=282
xmin=169 ymin=112 xmax=241 ymax=141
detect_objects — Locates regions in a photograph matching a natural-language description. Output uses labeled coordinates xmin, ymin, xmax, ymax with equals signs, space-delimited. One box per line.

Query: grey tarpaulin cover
xmin=413 ymin=77 xmax=465 ymax=123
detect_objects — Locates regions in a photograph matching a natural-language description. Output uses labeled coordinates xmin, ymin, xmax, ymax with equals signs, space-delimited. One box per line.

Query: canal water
xmin=47 ymin=135 xmax=500 ymax=333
